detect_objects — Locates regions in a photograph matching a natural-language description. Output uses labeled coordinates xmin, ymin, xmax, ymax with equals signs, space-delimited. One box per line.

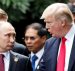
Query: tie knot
xmin=32 ymin=55 xmax=38 ymax=61
xmin=0 ymin=54 xmax=4 ymax=58
xmin=62 ymin=37 xmax=66 ymax=43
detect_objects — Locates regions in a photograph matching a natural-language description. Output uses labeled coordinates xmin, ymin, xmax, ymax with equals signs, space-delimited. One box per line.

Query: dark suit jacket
xmin=29 ymin=52 xmax=44 ymax=71
xmin=39 ymin=37 xmax=75 ymax=71
xmin=12 ymin=42 xmax=30 ymax=56
xmin=9 ymin=51 xmax=32 ymax=71
xmin=35 ymin=56 xmax=44 ymax=71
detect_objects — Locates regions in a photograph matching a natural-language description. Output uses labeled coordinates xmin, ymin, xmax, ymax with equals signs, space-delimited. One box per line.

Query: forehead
xmin=44 ymin=15 xmax=55 ymax=22
xmin=0 ymin=22 xmax=16 ymax=34
xmin=25 ymin=28 xmax=38 ymax=36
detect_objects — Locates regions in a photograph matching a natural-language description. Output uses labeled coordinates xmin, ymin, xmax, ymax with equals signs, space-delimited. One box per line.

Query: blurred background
xmin=0 ymin=0 xmax=70 ymax=44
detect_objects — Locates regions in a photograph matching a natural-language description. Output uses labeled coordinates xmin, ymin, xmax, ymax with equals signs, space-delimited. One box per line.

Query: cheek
xmin=24 ymin=41 xmax=27 ymax=45
xmin=33 ymin=40 xmax=41 ymax=47
xmin=52 ymin=24 xmax=60 ymax=31
xmin=49 ymin=25 xmax=56 ymax=32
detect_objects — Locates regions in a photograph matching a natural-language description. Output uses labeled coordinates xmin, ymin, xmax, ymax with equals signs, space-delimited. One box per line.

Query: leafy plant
xmin=0 ymin=0 xmax=33 ymax=22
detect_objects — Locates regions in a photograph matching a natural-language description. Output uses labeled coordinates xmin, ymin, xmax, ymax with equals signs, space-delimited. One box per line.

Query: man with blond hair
xmin=39 ymin=3 xmax=75 ymax=71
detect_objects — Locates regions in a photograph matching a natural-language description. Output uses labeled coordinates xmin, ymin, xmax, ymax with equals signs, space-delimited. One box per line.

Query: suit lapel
xmin=35 ymin=55 xmax=43 ymax=71
xmin=68 ymin=36 xmax=75 ymax=71
xmin=50 ymin=38 xmax=61 ymax=71
xmin=9 ymin=51 xmax=19 ymax=71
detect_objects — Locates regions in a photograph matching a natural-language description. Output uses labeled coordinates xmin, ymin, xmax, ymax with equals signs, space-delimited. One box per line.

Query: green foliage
xmin=29 ymin=0 xmax=68 ymax=20
xmin=0 ymin=0 xmax=68 ymax=22
xmin=29 ymin=0 xmax=55 ymax=19
xmin=0 ymin=0 xmax=33 ymax=22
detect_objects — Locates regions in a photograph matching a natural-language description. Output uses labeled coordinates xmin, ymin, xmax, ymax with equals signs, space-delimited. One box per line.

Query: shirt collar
xmin=31 ymin=47 xmax=44 ymax=60
xmin=65 ymin=24 xmax=75 ymax=41
xmin=0 ymin=51 xmax=10 ymax=60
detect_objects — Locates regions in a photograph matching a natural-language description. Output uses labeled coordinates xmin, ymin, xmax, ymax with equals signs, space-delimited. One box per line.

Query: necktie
xmin=57 ymin=37 xmax=66 ymax=71
xmin=32 ymin=55 xmax=38 ymax=71
xmin=0 ymin=54 xmax=4 ymax=71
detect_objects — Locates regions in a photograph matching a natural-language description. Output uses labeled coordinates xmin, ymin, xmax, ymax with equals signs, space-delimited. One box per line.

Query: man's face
xmin=24 ymin=28 xmax=45 ymax=53
xmin=44 ymin=16 xmax=64 ymax=37
xmin=0 ymin=23 xmax=16 ymax=52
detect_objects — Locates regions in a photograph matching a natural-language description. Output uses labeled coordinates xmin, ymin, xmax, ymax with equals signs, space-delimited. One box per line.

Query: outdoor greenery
xmin=0 ymin=0 xmax=33 ymax=22
xmin=0 ymin=0 xmax=69 ymax=22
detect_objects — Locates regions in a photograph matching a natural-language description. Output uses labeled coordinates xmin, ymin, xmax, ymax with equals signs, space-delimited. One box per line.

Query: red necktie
xmin=57 ymin=37 xmax=66 ymax=71
xmin=0 ymin=54 xmax=4 ymax=71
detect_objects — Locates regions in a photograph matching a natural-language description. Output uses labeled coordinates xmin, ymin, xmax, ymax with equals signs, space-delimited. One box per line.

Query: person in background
xmin=0 ymin=8 xmax=8 ymax=21
xmin=0 ymin=8 xmax=29 ymax=56
xmin=39 ymin=3 xmax=75 ymax=71
xmin=0 ymin=21 xmax=32 ymax=71
xmin=68 ymin=2 xmax=75 ymax=22
xmin=12 ymin=42 xmax=30 ymax=56
xmin=24 ymin=23 xmax=47 ymax=71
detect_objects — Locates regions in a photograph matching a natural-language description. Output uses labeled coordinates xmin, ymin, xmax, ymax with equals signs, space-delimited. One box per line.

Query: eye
xmin=5 ymin=34 xmax=11 ymax=37
xmin=30 ymin=37 xmax=36 ymax=40
xmin=24 ymin=36 xmax=28 ymax=40
xmin=24 ymin=36 xmax=36 ymax=41
xmin=5 ymin=33 xmax=16 ymax=38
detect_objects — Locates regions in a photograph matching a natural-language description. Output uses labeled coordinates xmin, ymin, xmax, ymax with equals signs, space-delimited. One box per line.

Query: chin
xmin=52 ymin=35 xmax=58 ymax=38
xmin=52 ymin=34 xmax=55 ymax=37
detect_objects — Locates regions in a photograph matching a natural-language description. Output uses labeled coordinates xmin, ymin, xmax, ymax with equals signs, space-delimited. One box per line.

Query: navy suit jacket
xmin=35 ymin=55 xmax=44 ymax=71
xmin=9 ymin=51 xmax=32 ymax=71
xmin=12 ymin=42 xmax=30 ymax=56
xmin=29 ymin=53 xmax=44 ymax=71
xmin=39 ymin=37 xmax=75 ymax=71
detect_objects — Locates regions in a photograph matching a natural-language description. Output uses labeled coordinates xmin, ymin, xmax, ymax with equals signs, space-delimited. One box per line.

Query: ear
xmin=61 ymin=19 xmax=66 ymax=27
xmin=41 ymin=35 xmax=47 ymax=43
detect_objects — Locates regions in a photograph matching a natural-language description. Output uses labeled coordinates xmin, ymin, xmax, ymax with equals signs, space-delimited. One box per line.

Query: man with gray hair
xmin=0 ymin=8 xmax=29 ymax=56
xmin=0 ymin=21 xmax=32 ymax=71
xmin=39 ymin=3 xmax=75 ymax=71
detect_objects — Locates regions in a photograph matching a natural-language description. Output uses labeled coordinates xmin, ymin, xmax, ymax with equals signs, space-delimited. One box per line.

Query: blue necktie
xmin=32 ymin=55 xmax=38 ymax=71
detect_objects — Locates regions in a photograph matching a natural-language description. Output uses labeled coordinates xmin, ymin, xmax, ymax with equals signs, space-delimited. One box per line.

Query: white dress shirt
xmin=1 ymin=51 xmax=10 ymax=71
xmin=31 ymin=47 xmax=44 ymax=69
xmin=58 ymin=24 xmax=75 ymax=71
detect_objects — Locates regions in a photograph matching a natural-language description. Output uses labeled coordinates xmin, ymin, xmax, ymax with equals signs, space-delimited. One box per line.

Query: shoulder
xmin=14 ymin=42 xmax=26 ymax=48
xmin=45 ymin=37 xmax=57 ymax=45
xmin=10 ymin=51 xmax=29 ymax=60
xmin=10 ymin=51 xmax=32 ymax=71
xmin=46 ymin=37 xmax=57 ymax=42
xmin=44 ymin=37 xmax=60 ymax=50
xmin=13 ymin=42 xmax=29 ymax=56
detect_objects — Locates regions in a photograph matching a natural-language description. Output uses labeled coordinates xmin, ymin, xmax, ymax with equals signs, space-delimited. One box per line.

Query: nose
xmin=26 ymin=38 xmax=31 ymax=43
xmin=10 ymin=36 xmax=15 ymax=43
xmin=46 ymin=24 xmax=50 ymax=29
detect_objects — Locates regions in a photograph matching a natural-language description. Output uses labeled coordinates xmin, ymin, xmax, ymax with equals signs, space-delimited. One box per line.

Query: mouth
xmin=27 ymin=46 xmax=32 ymax=48
xmin=8 ymin=44 xmax=14 ymax=47
xmin=27 ymin=46 xmax=33 ymax=49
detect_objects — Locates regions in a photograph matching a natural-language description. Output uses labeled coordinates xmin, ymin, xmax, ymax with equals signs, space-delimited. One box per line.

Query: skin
xmin=44 ymin=15 xmax=66 ymax=38
xmin=24 ymin=28 xmax=46 ymax=53
xmin=41 ymin=3 xmax=73 ymax=38
xmin=0 ymin=21 xmax=16 ymax=52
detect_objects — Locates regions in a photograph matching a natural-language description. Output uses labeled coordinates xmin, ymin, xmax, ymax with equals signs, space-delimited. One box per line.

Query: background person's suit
xmin=12 ymin=42 xmax=30 ymax=56
xmin=35 ymin=55 xmax=44 ymax=71
xmin=39 ymin=36 xmax=75 ymax=71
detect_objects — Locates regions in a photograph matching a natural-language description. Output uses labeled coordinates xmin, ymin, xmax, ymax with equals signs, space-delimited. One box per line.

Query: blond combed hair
xmin=41 ymin=3 xmax=74 ymax=23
